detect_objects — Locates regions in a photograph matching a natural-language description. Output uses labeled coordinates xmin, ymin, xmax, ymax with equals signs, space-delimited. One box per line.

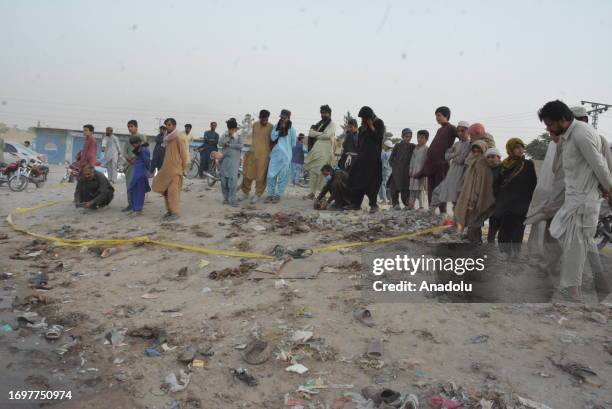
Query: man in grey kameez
xmin=539 ymin=100 xmax=612 ymax=302
xmin=431 ymin=120 xmax=471 ymax=208
xmin=218 ymin=118 xmax=243 ymax=206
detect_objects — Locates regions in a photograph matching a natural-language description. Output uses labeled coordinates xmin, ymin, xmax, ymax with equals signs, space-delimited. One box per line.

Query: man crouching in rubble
xmin=74 ymin=163 xmax=115 ymax=209
xmin=314 ymin=164 xmax=350 ymax=210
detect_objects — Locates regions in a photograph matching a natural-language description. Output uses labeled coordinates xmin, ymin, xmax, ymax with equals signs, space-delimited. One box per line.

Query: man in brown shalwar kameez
xmin=415 ymin=106 xmax=458 ymax=214
xmin=152 ymin=118 xmax=188 ymax=221
xmin=241 ymin=109 xmax=273 ymax=204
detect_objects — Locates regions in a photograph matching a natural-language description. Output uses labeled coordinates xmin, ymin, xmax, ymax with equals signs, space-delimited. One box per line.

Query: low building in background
xmin=32 ymin=127 xmax=152 ymax=164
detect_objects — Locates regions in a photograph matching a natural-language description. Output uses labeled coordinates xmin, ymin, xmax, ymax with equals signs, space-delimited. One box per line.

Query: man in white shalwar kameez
xmin=539 ymin=100 xmax=612 ymax=302
xmin=101 ymin=127 xmax=121 ymax=183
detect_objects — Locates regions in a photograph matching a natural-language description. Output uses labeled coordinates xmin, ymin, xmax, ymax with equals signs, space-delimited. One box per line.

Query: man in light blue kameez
xmin=265 ymin=109 xmax=297 ymax=203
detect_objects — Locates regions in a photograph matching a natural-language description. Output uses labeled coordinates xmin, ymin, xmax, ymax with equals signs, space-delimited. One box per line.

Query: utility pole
xmin=581 ymin=100 xmax=611 ymax=130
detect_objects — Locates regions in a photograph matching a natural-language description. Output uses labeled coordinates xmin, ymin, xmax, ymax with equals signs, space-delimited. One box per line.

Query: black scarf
xmin=312 ymin=118 xmax=331 ymax=133
xmin=275 ymin=120 xmax=292 ymax=137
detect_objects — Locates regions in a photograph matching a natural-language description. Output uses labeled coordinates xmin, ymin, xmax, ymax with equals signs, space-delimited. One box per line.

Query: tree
xmin=525 ymin=133 xmax=551 ymax=160
xmin=340 ymin=111 xmax=355 ymax=134
xmin=240 ymin=113 xmax=255 ymax=138
xmin=0 ymin=122 xmax=8 ymax=134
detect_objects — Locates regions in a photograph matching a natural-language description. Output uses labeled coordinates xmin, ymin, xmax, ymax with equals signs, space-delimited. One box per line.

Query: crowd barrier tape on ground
xmin=7 ymin=201 xmax=452 ymax=259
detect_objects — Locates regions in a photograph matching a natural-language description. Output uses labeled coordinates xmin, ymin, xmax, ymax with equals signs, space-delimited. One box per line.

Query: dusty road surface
xmin=0 ymin=165 xmax=610 ymax=409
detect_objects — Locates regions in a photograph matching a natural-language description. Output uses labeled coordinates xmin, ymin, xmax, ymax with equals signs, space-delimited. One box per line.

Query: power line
xmin=581 ymin=100 xmax=612 ymax=130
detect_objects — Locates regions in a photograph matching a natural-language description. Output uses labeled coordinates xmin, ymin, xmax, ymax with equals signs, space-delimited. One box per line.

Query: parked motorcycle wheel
xmin=206 ymin=163 xmax=219 ymax=187
xmin=8 ymin=174 xmax=29 ymax=192
xmin=186 ymin=159 xmax=200 ymax=179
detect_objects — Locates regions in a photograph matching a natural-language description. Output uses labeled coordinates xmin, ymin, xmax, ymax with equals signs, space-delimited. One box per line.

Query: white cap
xmin=570 ymin=106 xmax=588 ymax=118
xmin=457 ymin=120 xmax=470 ymax=128
xmin=485 ymin=147 xmax=501 ymax=157
xmin=384 ymin=140 xmax=393 ymax=148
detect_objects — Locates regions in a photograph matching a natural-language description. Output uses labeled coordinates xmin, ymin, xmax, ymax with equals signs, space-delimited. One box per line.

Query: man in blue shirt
xmin=197 ymin=122 xmax=220 ymax=177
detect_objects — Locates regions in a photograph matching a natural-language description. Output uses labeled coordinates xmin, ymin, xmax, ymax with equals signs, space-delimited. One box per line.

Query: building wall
xmin=32 ymin=129 xmax=68 ymax=164
xmin=33 ymin=128 xmax=148 ymax=164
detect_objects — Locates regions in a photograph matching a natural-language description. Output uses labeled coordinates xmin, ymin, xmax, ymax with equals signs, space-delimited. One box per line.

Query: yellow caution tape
xmin=7 ymin=201 xmax=452 ymax=259
xmin=313 ymin=225 xmax=452 ymax=252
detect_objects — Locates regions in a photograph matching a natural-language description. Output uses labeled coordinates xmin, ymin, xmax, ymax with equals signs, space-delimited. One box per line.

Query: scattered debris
xmin=470 ymin=334 xmax=489 ymax=344
xmin=517 ymin=396 xmax=553 ymax=409
xmin=163 ymin=370 xmax=191 ymax=392
xmin=353 ymin=307 xmax=375 ymax=327
xmin=230 ymin=368 xmax=258 ymax=386
xmin=286 ymin=363 xmax=309 ymax=374
xmin=241 ymin=339 xmax=271 ymax=365
xmin=198 ymin=259 xmax=210 ymax=269
xmin=549 ymin=358 xmax=603 ymax=386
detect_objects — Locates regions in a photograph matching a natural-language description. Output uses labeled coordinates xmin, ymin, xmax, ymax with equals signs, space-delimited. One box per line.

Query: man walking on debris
xmin=241 ymin=110 xmax=273 ymax=204
xmin=346 ymin=106 xmax=385 ymax=213
xmin=304 ymin=105 xmax=336 ymax=200
xmin=539 ymin=100 xmax=612 ymax=302
xmin=152 ymin=118 xmax=189 ymax=221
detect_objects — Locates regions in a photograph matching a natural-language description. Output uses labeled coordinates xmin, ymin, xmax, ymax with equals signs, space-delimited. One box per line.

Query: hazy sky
xmin=1 ymin=0 xmax=611 ymax=148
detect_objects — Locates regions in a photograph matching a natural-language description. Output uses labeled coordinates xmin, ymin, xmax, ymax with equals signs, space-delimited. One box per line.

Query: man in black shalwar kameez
xmin=346 ymin=106 xmax=385 ymax=213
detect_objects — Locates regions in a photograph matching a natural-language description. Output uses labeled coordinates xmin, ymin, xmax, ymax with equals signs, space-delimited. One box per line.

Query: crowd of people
xmin=69 ymin=100 xmax=612 ymax=302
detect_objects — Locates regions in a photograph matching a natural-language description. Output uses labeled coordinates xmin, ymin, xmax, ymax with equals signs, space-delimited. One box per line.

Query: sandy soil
xmin=0 ymin=165 xmax=611 ymax=409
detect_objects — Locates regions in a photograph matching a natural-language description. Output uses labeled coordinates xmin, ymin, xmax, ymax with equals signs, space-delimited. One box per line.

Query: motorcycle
xmin=202 ymin=151 xmax=243 ymax=190
xmin=0 ymin=160 xmax=23 ymax=187
xmin=8 ymin=159 xmax=49 ymax=192
xmin=596 ymin=201 xmax=612 ymax=250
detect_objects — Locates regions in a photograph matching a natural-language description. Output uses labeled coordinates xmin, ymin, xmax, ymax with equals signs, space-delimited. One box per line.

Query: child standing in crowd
xmin=389 ymin=128 xmax=415 ymax=209
xmin=127 ymin=135 xmax=151 ymax=214
xmin=292 ymin=134 xmax=306 ymax=185
xmin=408 ymin=130 xmax=429 ymax=210
xmin=218 ymin=118 xmax=243 ymax=207
xmin=494 ymin=138 xmax=537 ymax=254
xmin=378 ymin=140 xmax=393 ymax=204
xmin=454 ymin=140 xmax=495 ymax=243
xmin=485 ymin=148 xmax=502 ymax=243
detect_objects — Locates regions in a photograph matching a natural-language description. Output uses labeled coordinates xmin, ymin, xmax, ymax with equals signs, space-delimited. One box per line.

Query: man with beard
xmin=74 ymin=163 xmax=114 ymax=209
xmin=265 ymin=109 xmax=297 ymax=203
xmin=338 ymin=118 xmax=359 ymax=171
xmin=538 ymin=100 xmax=612 ymax=302
xmin=414 ymin=106 xmax=458 ymax=214
xmin=197 ymin=122 xmax=220 ymax=178
xmin=101 ymin=127 xmax=121 ymax=183
xmin=346 ymin=106 xmax=385 ymax=213
xmin=152 ymin=118 xmax=189 ymax=221
xmin=388 ymin=128 xmax=415 ymax=209
xmin=241 ymin=110 xmax=273 ymax=204
xmin=304 ymin=105 xmax=336 ymax=199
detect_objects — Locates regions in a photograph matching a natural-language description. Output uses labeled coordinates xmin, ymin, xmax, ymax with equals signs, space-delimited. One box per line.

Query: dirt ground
xmin=0 ymin=165 xmax=611 ymax=409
